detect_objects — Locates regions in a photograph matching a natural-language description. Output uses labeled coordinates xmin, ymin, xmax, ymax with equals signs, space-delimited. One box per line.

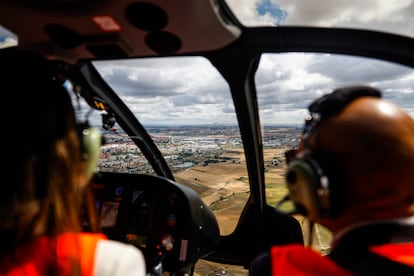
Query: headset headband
xmin=303 ymin=86 xmax=382 ymax=144
xmin=278 ymin=86 xmax=383 ymax=219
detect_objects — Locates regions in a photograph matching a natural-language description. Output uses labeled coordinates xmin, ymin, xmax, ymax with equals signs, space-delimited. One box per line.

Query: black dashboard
xmin=91 ymin=172 xmax=220 ymax=275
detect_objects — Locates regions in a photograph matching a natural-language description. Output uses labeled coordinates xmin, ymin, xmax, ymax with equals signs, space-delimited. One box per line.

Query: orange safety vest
xmin=369 ymin=243 xmax=414 ymax=267
xmin=270 ymin=243 xmax=414 ymax=275
xmin=270 ymin=244 xmax=351 ymax=276
xmin=1 ymin=232 xmax=107 ymax=276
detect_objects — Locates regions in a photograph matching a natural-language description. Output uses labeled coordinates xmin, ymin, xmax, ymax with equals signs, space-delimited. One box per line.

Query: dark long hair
xmin=0 ymin=49 xmax=98 ymax=274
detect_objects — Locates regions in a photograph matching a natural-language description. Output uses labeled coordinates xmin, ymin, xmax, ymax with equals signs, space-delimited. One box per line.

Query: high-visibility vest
xmin=270 ymin=244 xmax=351 ymax=276
xmin=370 ymin=243 xmax=414 ymax=266
xmin=270 ymin=243 xmax=414 ymax=275
xmin=1 ymin=232 xmax=107 ymax=276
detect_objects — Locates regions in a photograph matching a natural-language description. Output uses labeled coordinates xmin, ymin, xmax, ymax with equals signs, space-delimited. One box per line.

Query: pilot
xmin=0 ymin=49 xmax=146 ymax=275
xmin=250 ymin=85 xmax=414 ymax=275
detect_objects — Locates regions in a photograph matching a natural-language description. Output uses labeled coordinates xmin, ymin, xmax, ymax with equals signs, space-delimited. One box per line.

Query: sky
xmin=92 ymin=53 xmax=414 ymax=126
xmin=0 ymin=26 xmax=17 ymax=49
xmin=225 ymin=0 xmax=414 ymax=34
xmin=2 ymin=0 xmax=414 ymax=126
xmin=91 ymin=0 xmax=414 ymax=126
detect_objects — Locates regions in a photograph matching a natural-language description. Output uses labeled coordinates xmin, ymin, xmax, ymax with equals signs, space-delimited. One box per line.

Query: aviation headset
xmin=77 ymin=121 xmax=102 ymax=181
xmin=56 ymin=73 xmax=103 ymax=183
xmin=285 ymin=86 xmax=382 ymax=219
xmin=45 ymin=60 xmax=103 ymax=183
xmin=51 ymin=63 xmax=104 ymax=182
xmin=2 ymin=48 xmax=102 ymax=183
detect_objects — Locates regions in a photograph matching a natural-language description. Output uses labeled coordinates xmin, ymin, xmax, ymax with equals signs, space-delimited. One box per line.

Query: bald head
xmin=306 ymin=96 xmax=414 ymax=231
xmin=313 ymin=97 xmax=414 ymax=171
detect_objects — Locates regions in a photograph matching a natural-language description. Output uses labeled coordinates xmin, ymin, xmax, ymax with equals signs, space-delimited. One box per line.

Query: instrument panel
xmin=91 ymin=172 xmax=220 ymax=274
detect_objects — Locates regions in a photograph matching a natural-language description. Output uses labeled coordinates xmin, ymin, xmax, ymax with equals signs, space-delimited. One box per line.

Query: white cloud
xmin=94 ymin=51 xmax=414 ymax=126
xmin=90 ymin=2 xmax=414 ymax=126
xmin=0 ymin=37 xmax=17 ymax=49
xmin=94 ymin=57 xmax=236 ymax=126
xmin=0 ymin=25 xmax=17 ymax=49
xmin=225 ymin=0 xmax=414 ymax=36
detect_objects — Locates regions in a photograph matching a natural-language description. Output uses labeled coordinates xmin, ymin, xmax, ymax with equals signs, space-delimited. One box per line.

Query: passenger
xmin=250 ymin=85 xmax=414 ymax=275
xmin=0 ymin=49 xmax=146 ymax=275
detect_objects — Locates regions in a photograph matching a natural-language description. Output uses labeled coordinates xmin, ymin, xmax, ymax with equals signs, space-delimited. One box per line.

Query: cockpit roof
xmin=1 ymin=0 xmax=413 ymax=63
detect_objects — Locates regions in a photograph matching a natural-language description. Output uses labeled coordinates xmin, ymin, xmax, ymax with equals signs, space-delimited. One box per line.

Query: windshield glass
xmin=0 ymin=25 xmax=17 ymax=49
xmin=255 ymin=52 xmax=414 ymax=252
xmin=225 ymin=0 xmax=414 ymax=38
xmin=93 ymin=57 xmax=248 ymax=236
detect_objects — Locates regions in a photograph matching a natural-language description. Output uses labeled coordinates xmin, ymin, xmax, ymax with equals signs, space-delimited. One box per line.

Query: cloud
xmin=225 ymin=0 xmax=414 ymax=36
xmin=254 ymin=52 xmax=414 ymax=124
xmin=93 ymin=51 xmax=414 ymax=126
xmin=94 ymin=57 xmax=235 ymax=126
xmin=1 ymin=2 xmax=411 ymax=128
xmin=90 ymin=1 xmax=414 ymax=126
xmin=0 ymin=25 xmax=17 ymax=49
xmin=225 ymin=0 xmax=278 ymax=26
xmin=0 ymin=36 xmax=17 ymax=49
xmin=256 ymin=0 xmax=287 ymax=25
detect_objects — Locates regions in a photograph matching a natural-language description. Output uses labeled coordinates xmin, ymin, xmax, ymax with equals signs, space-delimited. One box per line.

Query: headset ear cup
xmin=286 ymin=158 xmax=330 ymax=219
xmin=286 ymin=160 xmax=321 ymax=218
xmin=81 ymin=127 xmax=102 ymax=181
